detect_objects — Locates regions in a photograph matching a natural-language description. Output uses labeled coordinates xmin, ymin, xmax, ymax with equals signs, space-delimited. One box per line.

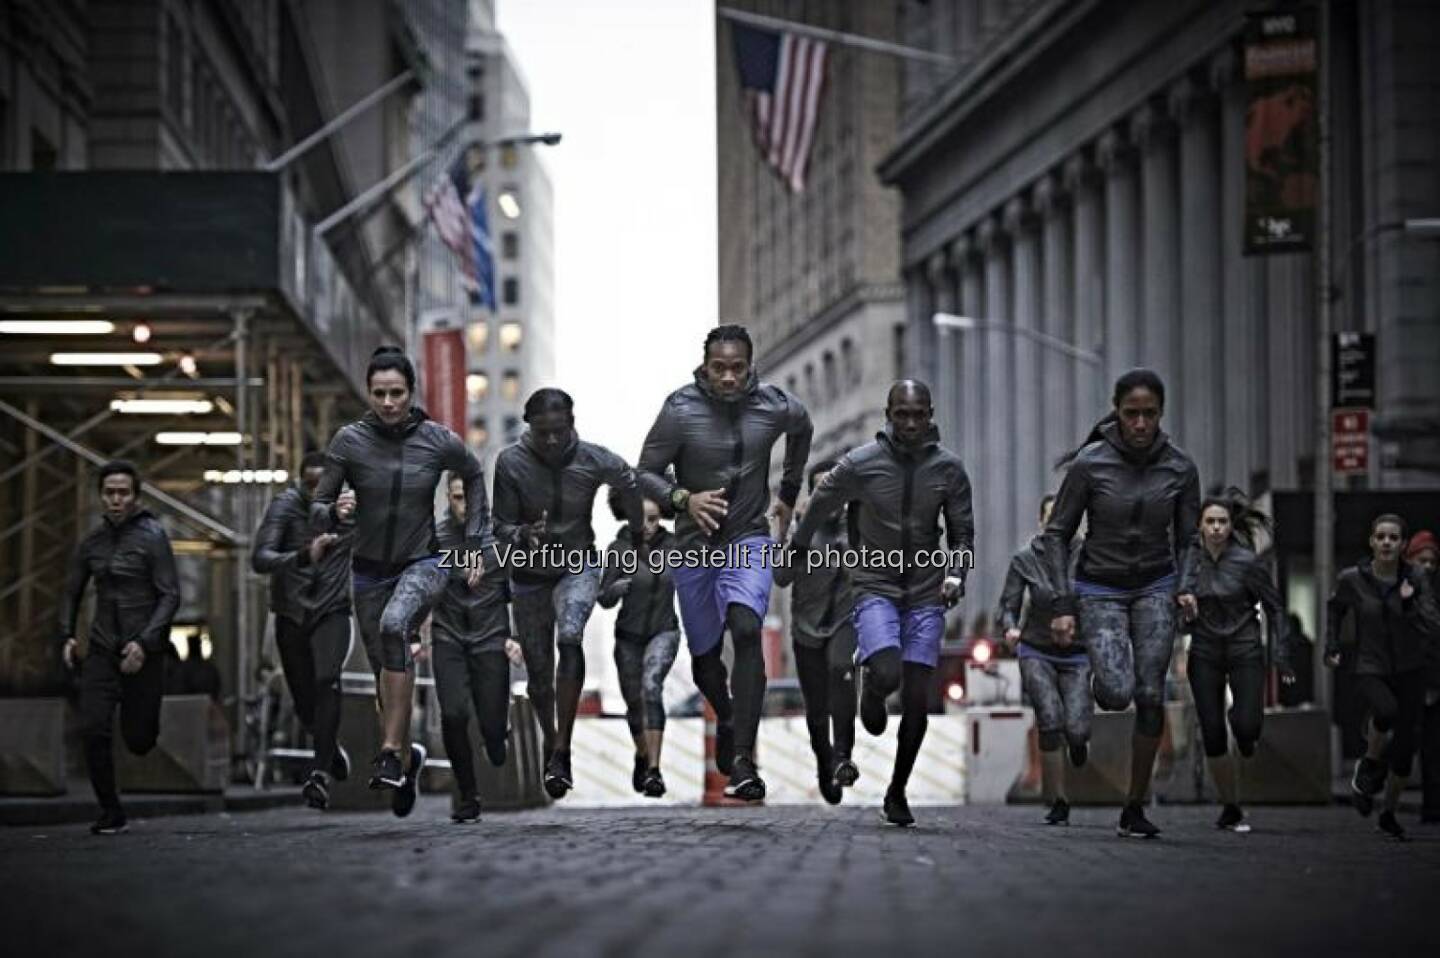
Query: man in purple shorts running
xmin=780 ymin=381 xmax=973 ymax=826
xmin=638 ymin=324 xmax=813 ymax=800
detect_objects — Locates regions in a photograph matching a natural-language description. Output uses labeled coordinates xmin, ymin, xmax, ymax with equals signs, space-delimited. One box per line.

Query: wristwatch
xmin=670 ymin=487 xmax=691 ymax=513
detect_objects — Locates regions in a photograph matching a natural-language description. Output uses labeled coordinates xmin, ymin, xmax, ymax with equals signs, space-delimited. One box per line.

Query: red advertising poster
xmin=422 ymin=328 xmax=467 ymax=438
xmin=1243 ymin=9 xmax=1318 ymax=254
xmin=1331 ymin=407 xmax=1369 ymax=476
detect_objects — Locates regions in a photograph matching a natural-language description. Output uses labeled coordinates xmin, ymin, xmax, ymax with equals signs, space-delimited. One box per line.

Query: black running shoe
xmin=1045 ymin=798 xmax=1071 ymax=826
xmin=452 ymin=795 xmax=481 ymax=823
xmin=818 ymin=756 xmax=843 ymax=806
xmin=302 ymin=771 xmax=331 ymax=810
xmin=485 ymin=735 xmax=507 ymax=768
xmin=883 ymin=789 xmax=915 ymax=827
xmin=391 ymin=743 xmax=426 ymax=819
xmin=543 ymin=750 xmax=573 ymax=799
xmin=1216 ymin=804 xmax=1250 ymax=833
xmin=833 ymin=755 xmax=860 ymax=789
xmin=642 ymin=767 xmax=667 ymax=799
xmin=723 ymin=756 xmax=766 ymax=802
xmin=1068 ymin=742 xmax=1089 ymax=768
xmin=330 ymin=744 xmax=351 ymax=782
xmin=89 ymin=808 xmax=128 ymax=835
xmin=632 ymin=753 xmax=648 ymax=794
xmin=1117 ymin=802 xmax=1161 ymax=839
xmin=1351 ymin=757 xmax=1383 ymax=816
xmin=714 ymin=721 xmax=736 ymax=777
xmin=368 ymin=748 xmax=405 ymax=790
xmin=860 ymin=683 xmax=888 ymax=737
xmin=1377 ymin=810 xmax=1407 ymax=841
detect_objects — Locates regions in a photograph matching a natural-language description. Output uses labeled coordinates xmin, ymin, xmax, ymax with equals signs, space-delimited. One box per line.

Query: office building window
xmin=822 ymin=351 xmax=837 ymax=402
xmin=30 ymin=129 xmax=56 ymax=171
xmin=504 ymin=415 xmax=521 ymax=442
xmin=466 ymin=373 xmax=489 ymax=402
xmin=467 ymin=320 xmax=488 ymax=354
xmin=503 ymin=277 xmax=520 ymax=306
xmin=501 ymin=231 xmax=519 ymax=260
xmin=893 ymin=324 xmax=907 ymax=380
xmin=467 ymin=418 xmax=489 ymax=448
xmin=468 ymin=93 xmax=485 ymax=122
xmin=841 ymin=337 xmax=858 ymax=386
xmin=499 ymin=322 xmax=523 ymax=352
xmin=500 ymin=370 xmax=521 ymax=402
xmin=803 ymin=363 xmax=815 ymax=406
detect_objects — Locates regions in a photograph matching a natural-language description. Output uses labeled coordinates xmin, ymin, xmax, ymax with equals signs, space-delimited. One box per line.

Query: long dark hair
xmin=367 ymin=345 xmax=415 ymax=391
xmin=1055 ymin=368 xmax=1166 ymax=468
xmin=1200 ymin=485 xmax=1272 ymax=549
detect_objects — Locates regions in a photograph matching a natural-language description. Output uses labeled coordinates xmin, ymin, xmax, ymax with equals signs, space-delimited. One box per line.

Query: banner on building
xmin=422 ymin=327 xmax=467 ymax=438
xmin=1242 ymin=9 xmax=1318 ymax=255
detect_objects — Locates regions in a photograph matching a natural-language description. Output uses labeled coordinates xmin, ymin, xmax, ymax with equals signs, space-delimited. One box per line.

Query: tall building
xmin=879 ymin=0 xmax=1440 ymax=647
xmin=716 ymin=0 xmax=904 ymax=469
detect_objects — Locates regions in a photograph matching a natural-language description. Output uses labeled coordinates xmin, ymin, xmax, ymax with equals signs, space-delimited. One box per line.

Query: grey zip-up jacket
xmin=1042 ymin=422 xmax=1201 ymax=616
xmin=598 ymin=526 xmax=679 ymax=640
xmin=1326 ymin=558 xmax=1440 ymax=676
xmin=1181 ymin=540 xmax=1291 ymax=671
xmin=251 ymin=485 xmax=353 ymax=623
xmin=492 ymin=429 xmax=643 ymax=585
xmin=310 ymin=408 xmax=493 ymax=576
xmin=638 ymin=367 xmax=813 ymax=547
xmin=997 ymin=537 xmax=1085 ymax=656
xmin=790 ymin=518 xmax=856 ymax=642
xmin=791 ymin=424 xmax=974 ymax=608
xmin=58 ymin=507 xmax=180 ymax=654
xmin=432 ymin=511 xmax=511 ymax=651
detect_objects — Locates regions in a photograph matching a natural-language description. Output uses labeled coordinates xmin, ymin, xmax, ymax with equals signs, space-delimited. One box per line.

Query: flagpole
xmin=717 ymin=6 xmax=956 ymax=66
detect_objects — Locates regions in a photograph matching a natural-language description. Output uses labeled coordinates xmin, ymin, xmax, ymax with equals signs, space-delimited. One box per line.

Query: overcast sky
xmin=497 ymin=0 xmax=719 ymax=465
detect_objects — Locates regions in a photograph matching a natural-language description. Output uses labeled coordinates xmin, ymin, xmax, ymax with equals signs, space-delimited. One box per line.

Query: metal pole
xmin=716 ymin=6 xmax=956 ymax=66
xmin=233 ymin=309 xmax=252 ymax=714
xmin=1314 ymin=0 xmax=1335 ymax=728
xmin=263 ymin=71 xmax=415 ymax=173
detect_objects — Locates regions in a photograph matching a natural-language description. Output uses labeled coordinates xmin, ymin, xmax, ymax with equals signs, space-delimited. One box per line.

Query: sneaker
xmin=833 ymin=756 xmax=860 ymax=789
xmin=302 ymin=771 xmax=331 ymax=810
xmin=1068 ymin=742 xmax=1089 ymax=768
xmin=714 ymin=721 xmax=736 ymax=777
xmin=391 ymin=743 xmax=426 ymax=819
xmin=485 ymin=735 xmax=507 ymax=768
xmin=1350 ymin=757 xmax=1385 ymax=817
xmin=723 ymin=756 xmax=766 ymax=802
xmin=632 ymin=753 xmax=648 ymax=794
xmin=330 ymin=744 xmax=351 ymax=782
xmin=544 ymin=750 xmax=573 ymax=800
xmin=89 ymin=808 xmax=128 ymax=835
xmin=1377 ymin=810 xmax=1407 ymax=841
xmin=452 ymin=795 xmax=481 ymax=823
xmin=1216 ymin=804 xmax=1251 ymax=833
xmin=860 ymin=681 xmax=888 ymax=737
xmin=883 ymin=789 xmax=915 ymax=827
xmin=368 ymin=748 xmax=405 ymax=790
xmin=642 ymin=767 xmax=667 ymax=799
xmin=1045 ymin=798 xmax=1071 ymax=826
xmin=1116 ymin=802 xmax=1161 ymax=839
xmin=818 ymin=756 xmax=843 ymax=806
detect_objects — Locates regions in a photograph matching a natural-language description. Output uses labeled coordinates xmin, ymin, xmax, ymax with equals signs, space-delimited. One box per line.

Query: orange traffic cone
xmin=701 ymin=699 xmax=759 ymax=807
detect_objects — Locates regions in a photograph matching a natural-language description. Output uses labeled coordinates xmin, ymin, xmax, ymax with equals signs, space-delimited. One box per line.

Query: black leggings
xmin=274 ymin=610 xmax=351 ymax=776
xmin=866 ymin=648 xmax=932 ymax=792
xmin=79 ymin=649 xmax=166 ymax=811
xmin=432 ymin=640 xmax=510 ymax=799
xmin=690 ymin=604 xmax=766 ymax=756
xmin=1357 ymin=671 xmax=1426 ymax=777
xmin=1187 ymin=651 xmax=1265 ymax=759
xmin=793 ymin=630 xmax=856 ymax=761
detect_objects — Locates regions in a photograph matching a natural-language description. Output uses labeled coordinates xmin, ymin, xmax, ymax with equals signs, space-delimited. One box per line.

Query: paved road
xmin=2 ymin=800 xmax=1434 ymax=958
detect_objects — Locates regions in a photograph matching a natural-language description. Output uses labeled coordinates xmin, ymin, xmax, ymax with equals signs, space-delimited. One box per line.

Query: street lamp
xmin=931 ymin=312 xmax=1104 ymax=367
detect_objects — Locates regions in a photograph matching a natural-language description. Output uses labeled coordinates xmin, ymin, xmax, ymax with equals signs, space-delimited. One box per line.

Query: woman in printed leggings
xmin=1179 ymin=490 xmax=1293 ymax=834
xmin=1043 ymin=368 xmax=1200 ymax=839
xmin=998 ymin=494 xmax=1091 ymax=826
xmin=598 ymin=492 xmax=680 ymax=798
xmin=1326 ymin=514 xmax=1440 ymax=840
xmin=310 ymin=346 xmax=493 ymax=818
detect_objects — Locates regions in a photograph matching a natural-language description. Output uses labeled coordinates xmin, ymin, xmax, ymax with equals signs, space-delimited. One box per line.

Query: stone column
xmin=1007 ymin=194 xmax=1045 ymax=529
xmin=957 ymin=232 xmax=986 ymax=483
xmin=1066 ymin=153 xmax=1106 ymax=426
xmin=1172 ymin=74 xmax=1221 ymax=483
xmin=1036 ymin=172 xmax=1074 ymax=483
xmin=1134 ymin=100 xmax=1182 ymax=438
xmin=928 ymin=250 xmax=960 ymax=444
xmin=977 ymin=214 xmax=1012 ymax=617
xmin=1097 ymin=124 xmax=1140 ymax=385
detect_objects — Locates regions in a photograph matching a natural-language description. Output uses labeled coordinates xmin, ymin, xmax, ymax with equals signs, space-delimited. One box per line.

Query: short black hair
xmin=367 ymin=345 xmax=416 ymax=391
xmin=300 ymin=451 xmax=326 ymax=472
xmin=523 ymin=387 xmax=575 ymax=424
xmin=97 ymin=459 xmax=140 ymax=494
xmin=807 ymin=459 xmax=838 ymax=492
xmin=703 ymin=324 xmax=753 ymax=362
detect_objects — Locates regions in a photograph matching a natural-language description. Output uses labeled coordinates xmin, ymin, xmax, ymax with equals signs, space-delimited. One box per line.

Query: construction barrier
xmin=0 ymin=698 xmax=67 ymax=796
xmin=116 ymin=695 xmax=230 ymax=793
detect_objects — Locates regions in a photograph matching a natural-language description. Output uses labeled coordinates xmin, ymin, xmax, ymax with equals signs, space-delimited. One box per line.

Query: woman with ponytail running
xmin=1042 ymin=368 xmax=1200 ymax=839
xmin=1179 ymin=489 xmax=1293 ymax=833
xmin=310 ymin=346 xmax=494 ymax=818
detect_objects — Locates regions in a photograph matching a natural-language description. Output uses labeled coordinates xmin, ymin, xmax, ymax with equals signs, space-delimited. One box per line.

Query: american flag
xmin=423 ymin=156 xmax=496 ymax=310
xmin=731 ymin=22 xmax=829 ymax=193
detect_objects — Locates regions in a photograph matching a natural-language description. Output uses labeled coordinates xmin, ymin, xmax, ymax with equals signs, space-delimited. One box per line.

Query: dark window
xmin=504 ymin=415 xmax=521 ymax=442
xmin=501 ymin=231 xmax=519 ymax=260
xmin=502 ymin=277 xmax=520 ymax=306
xmin=30 ymin=129 xmax=56 ymax=171
xmin=468 ymin=93 xmax=485 ymax=122
xmin=894 ymin=323 xmax=907 ymax=380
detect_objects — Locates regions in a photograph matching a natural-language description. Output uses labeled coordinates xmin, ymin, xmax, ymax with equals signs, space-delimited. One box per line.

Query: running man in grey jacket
xmin=492 ymin=387 xmax=644 ymax=799
xmin=637 ymin=324 xmax=814 ymax=801
xmin=782 ymin=381 xmax=973 ymax=826
xmin=310 ymin=346 xmax=494 ymax=818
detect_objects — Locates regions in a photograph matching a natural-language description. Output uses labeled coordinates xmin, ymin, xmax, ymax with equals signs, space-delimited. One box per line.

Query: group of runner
xmin=59 ymin=324 xmax=1440 ymax=838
